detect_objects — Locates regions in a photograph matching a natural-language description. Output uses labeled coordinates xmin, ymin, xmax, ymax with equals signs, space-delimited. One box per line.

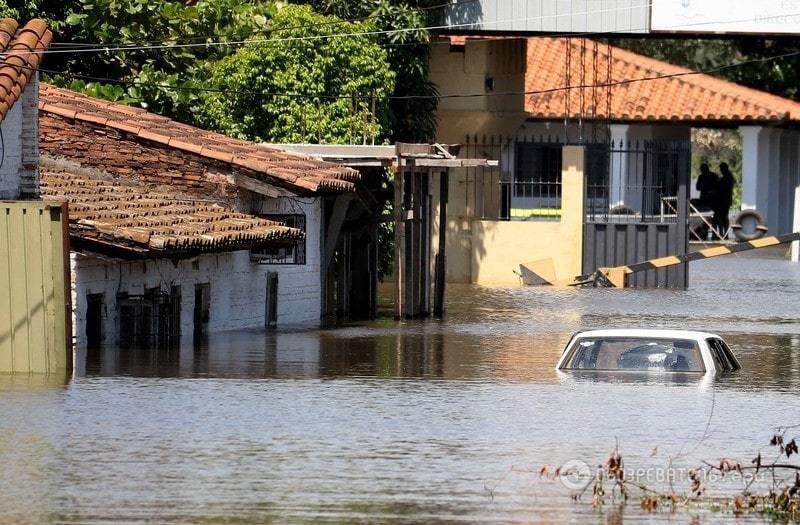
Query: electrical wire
xmin=30 ymin=48 xmax=800 ymax=103
xmin=8 ymin=7 xmax=798 ymax=63
xmin=49 ymin=0 xmax=483 ymax=48
xmin=0 ymin=1 xmax=659 ymax=57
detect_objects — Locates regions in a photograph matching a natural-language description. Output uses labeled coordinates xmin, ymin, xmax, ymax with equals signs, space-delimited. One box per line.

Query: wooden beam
xmin=434 ymin=170 xmax=449 ymax=318
xmin=233 ymin=173 xmax=296 ymax=198
xmin=402 ymin=158 xmax=499 ymax=168
xmin=323 ymin=194 xmax=354 ymax=270
xmin=394 ymin=164 xmax=404 ymax=320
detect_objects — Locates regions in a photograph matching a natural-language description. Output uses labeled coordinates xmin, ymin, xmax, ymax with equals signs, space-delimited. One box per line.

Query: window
xmin=514 ymin=142 xmax=562 ymax=199
xmin=562 ymin=337 xmax=704 ymax=372
xmin=706 ymin=338 xmax=739 ymax=372
xmin=251 ymin=214 xmax=306 ymax=265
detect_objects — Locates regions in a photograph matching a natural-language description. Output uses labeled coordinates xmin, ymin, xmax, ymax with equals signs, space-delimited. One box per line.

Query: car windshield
xmin=562 ymin=337 xmax=705 ymax=372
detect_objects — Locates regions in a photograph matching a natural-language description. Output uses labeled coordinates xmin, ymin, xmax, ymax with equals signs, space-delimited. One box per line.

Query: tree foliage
xmin=300 ymin=0 xmax=442 ymax=141
xmin=194 ymin=5 xmax=395 ymax=144
xmin=57 ymin=0 xmax=275 ymax=116
xmin=616 ymin=38 xmax=800 ymax=101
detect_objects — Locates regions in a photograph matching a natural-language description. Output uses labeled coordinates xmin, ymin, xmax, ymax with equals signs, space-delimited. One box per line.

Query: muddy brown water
xmin=1 ymin=254 xmax=799 ymax=523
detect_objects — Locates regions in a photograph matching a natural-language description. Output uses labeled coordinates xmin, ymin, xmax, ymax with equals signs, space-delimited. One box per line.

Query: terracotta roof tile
xmin=39 ymin=83 xmax=360 ymax=193
xmin=0 ymin=18 xmax=52 ymax=123
xmin=41 ymin=166 xmax=303 ymax=256
xmin=523 ymin=38 xmax=800 ymax=123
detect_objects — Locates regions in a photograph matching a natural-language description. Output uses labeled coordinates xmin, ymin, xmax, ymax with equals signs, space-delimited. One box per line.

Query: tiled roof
xmin=0 ymin=18 xmax=51 ymax=122
xmin=39 ymin=83 xmax=360 ymax=193
xmin=525 ymin=38 xmax=800 ymax=123
xmin=41 ymin=163 xmax=303 ymax=257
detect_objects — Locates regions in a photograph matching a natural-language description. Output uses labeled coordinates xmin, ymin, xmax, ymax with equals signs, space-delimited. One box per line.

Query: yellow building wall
xmin=468 ymin=146 xmax=585 ymax=286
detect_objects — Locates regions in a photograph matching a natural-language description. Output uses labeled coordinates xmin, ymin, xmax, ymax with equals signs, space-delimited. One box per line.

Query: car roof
xmin=572 ymin=329 xmax=721 ymax=340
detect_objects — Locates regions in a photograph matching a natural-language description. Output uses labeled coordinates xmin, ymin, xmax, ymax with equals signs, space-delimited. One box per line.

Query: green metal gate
xmin=0 ymin=202 xmax=71 ymax=373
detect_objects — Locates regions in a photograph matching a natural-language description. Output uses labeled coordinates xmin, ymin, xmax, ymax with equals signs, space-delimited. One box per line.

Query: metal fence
xmin=461 ymin=134 xmax=565 ymax=221
xmin=583 ymin=140 xmax=690 ymax=289
xmin=458 ymin=136 xmax=690 ymax=225
xmin=585 ymin=140 xmax=691 ymax=223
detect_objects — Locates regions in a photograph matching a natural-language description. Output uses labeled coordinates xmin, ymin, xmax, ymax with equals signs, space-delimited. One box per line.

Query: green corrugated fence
xmin=0 ymin=202 xmax=71 ymax=373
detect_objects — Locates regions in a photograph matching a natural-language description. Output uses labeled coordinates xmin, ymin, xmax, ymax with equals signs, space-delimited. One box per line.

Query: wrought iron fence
xmin=585 ymin=140 xmax=691 ymax=223
xmin=460 ymin=134 xmax=565 ymax=221
xmin=457 ymin=135 xmax=690 ymax=223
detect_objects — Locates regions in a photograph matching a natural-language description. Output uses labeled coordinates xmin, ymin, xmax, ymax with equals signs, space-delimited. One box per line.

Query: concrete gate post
xmin=560 ymin=145 xmax=585 ymax=280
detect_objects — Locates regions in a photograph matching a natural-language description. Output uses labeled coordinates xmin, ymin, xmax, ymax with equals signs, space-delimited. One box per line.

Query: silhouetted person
xmin=695 ymin=163 xmax=718 ymax=208
xmin=714 ymin=162 xmax=735 ymax=238
xmin=691 ymin=163 xmax=719 ymax=240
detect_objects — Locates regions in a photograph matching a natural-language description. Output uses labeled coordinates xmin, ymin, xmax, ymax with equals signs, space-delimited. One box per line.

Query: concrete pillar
xmin=779 ymin=131 xmax=794 ymax=234
xmin=793 ymin=184 xmax=800 ymax=262
xmin=741 ymin=126 xmax=773 ymax=214
xmin=608 ymin=124 xmax=629 ymax=207
xmin=767 ymin=129 xmax=784 ymax=231
xmin=560 ymin=146 xmax=585 ymax=281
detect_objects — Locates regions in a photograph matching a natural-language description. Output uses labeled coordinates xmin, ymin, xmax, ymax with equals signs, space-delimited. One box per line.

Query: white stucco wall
xmin=71 ymin=197 xmax=324 ymax=348
xmin=0 ymin=98 xmax=24 ymax=199
xmin=0 ymin=76 xmax=38 ymax=199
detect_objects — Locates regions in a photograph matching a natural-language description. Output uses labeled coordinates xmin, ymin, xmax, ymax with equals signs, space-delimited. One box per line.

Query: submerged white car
xmin=556 ymin=329 xmax=741 ymax=374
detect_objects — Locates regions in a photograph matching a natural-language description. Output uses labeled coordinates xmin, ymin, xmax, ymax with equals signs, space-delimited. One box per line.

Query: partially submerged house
xmin=429 ymin=36 xmax=800 ymax=285
xmin=38 ymin=85 xmax=378 ymax=347
xmin=0 ymin=19 xmax=73 ymax=374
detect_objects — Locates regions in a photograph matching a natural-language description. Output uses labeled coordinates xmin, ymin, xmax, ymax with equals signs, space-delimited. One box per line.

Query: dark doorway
xmin=118 ymin=288 xmax=180 ymax=348
xmin=265 ymin=273 xmax=278 ymax=330
xmin=86 ymin=293 xmax=104 ymax=349
xmin=193 ymin=283 xmax=210 ymax=338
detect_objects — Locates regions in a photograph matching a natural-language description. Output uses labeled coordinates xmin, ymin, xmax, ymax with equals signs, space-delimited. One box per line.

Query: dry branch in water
xmin=542 ymin=426 xmax=800 ymax=521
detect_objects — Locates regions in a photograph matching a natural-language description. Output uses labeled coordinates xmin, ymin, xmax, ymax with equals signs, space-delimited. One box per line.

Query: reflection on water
xmin=2 ymin=256 xmax=800 ymax=523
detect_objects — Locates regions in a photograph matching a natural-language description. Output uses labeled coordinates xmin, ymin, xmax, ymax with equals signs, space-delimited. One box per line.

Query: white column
xmin=741 ymin=126 xmax=758 ymax=209
xmin=741 ymin=126 xmax=773 ymax=214
xmin=793 ymin=184 xmax=800 ymax=262
xmin=779 ymin=131 xmax=794 ymax=234
xmin=609 ymin=124 xmax=629 ymax=207
xmin=768 ymin=129 xmax=784 ymax=231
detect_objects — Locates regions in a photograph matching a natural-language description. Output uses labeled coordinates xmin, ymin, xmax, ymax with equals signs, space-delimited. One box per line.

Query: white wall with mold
xmin=70 ymin=197 xmax=325 ymax=348
xmin=0 ymin=76 xmax=38 ymax=199
xmin=0 ymin=95 xmax=24 ymax=199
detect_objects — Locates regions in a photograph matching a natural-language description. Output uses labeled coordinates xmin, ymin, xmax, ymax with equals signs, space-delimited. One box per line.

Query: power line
xmin=47 ymin=0 xmax=479 ymax=48
xmin=11 ymin=7 xmax=800 ymax=65
xmin=4 ymin=1 xmax=656 ymax=57
xmin=36 ymin=47 xmax=800 ymax=102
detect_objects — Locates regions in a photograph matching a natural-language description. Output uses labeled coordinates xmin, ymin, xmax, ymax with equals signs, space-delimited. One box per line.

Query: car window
xmin=707 ymin=338 xmax=738 ymax=372
xmin=563 ymin=337 xmax=704 ymax=372
xmin=706 ymin=337 xmax=736 ymax=372
xmin=718 ymin=340 xmax=740 ymax=371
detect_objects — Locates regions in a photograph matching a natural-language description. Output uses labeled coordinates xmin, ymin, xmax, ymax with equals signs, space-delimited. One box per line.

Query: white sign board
xmin=652 ymin=0 xmax=800 ymax=34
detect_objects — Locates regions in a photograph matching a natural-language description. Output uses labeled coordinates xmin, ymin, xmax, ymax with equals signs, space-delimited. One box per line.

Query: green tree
xmin=615 ymin=38 xmax=800 ymax=101
xmin=58 ymin=0 xmax=275 ymax=116
xmin=195 ymin=4 xmax=395 ymax=144
xmin=300 ymin=0 xmax=442 ymax=142
xmin=0 ymin=0 xmax=73 ymax=27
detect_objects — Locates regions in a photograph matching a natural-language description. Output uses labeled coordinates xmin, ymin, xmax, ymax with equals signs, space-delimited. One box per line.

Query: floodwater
xmin=2 ymin=252 xmax=800 ymax=524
